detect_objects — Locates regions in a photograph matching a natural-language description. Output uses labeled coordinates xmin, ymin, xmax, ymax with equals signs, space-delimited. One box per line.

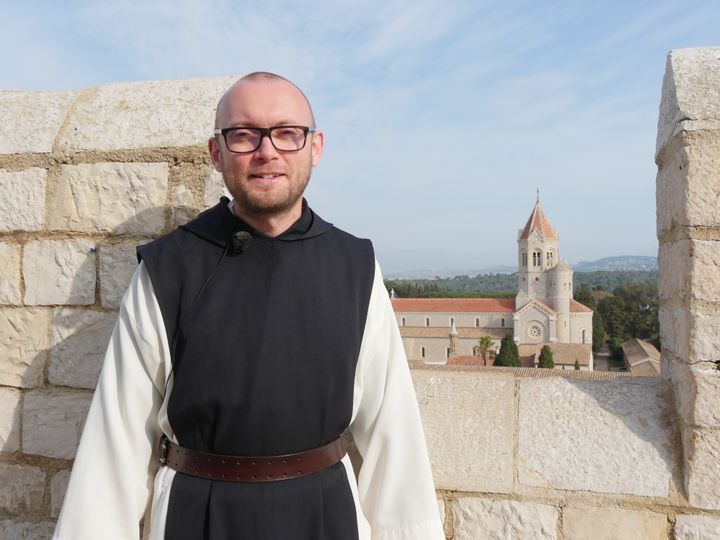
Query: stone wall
xmin=1 ymin=49 xmax=719 ymax=538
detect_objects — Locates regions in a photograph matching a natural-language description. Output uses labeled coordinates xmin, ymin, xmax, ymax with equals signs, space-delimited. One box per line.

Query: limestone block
xmin=49 ymin=308 xmax=117 ymax=389
xmin=562 ymin=507 xmax=668 ymax=540
xmin=689 ymin=240 xmax=720 ymax=303
xmin=674 ymin=515 xmax=720 ymax=540
xmin=656 ymin=146 xmax=686 ymax=237
xmin=51 ymin=470 xmax=70 ymax=518
xmin=682 ymin=427 xmax=720 ymax=510
xmin=659 ymin=301 xmax=688 ymax=361
xmin=411 ymin=370 xmax=514 ymax=493
xmin=0 ymin=168 xmax=47 ymax=231
xmin=658 ymin=240 xmax=690 ymax=300
xmin=452 ymin=498 xmax=558 ymax=540
xmin=671 ymin=361 xmax=720 ymax=428
xmin=0 ymin=463 xmax=46 ymax=512
xmin=0 ymin=90 xmax=76 ymax=154
xmin=23 ymin=239 xmax=96 ymax=305
xmin=657 ymin=48 xmax=720 ymax=156
xmin=22 ymin=389 xmax=92 ymax=459
xmin=0 ymin=387 xmax=21 ymax=452
xmin=518 ymin=377 xmax=674 ymax=497
xmin=0 ymin=521 xmax=55 ymax=540
xmin=659 ymin=301 xmax=720 ymax=366
xmin=203 ymin=169 xmax=230 ymax=208
xmin=0 ymin=308 xmax=52 ymax=388
xmin=99 ymin=240 xmax=140 ymax=308
xmin=60 ymin=77 xmax=236 ymax=152
xmin=169 ymin=183 xmax=197 ymax=227
xmin=0 ymin=242 xmax=21 ymax=304
xmin=49 ymin=163 xmax=169 ymax=234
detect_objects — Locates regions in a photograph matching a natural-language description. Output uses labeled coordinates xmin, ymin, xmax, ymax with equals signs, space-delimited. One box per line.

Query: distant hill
xmin=574 ymin=256 xmax=657 ymax=272
xmin=386 ymin=255 xmax=657 ymax=279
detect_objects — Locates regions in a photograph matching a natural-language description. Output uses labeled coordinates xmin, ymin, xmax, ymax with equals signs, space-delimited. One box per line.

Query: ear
xmin=208 ymin=137 xmax=224 ymax=172
xmin=310 ymin=130 xmax=324 ymax=167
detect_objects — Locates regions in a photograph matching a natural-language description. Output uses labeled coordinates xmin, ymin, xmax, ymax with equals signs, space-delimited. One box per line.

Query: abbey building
xmin=392 ymin=199 xmax=594 ymax=370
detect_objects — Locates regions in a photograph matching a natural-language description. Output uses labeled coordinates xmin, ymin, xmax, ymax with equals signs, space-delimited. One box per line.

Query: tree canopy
xmin=538 ymin=345 xmax=554 ymax=368
xmin=494 ymin=333 xmax=520 ymax=367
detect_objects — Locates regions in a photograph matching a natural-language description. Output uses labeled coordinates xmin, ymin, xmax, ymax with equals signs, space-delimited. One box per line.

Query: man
xmin=53 ymin=73 xmax=444 ymax=540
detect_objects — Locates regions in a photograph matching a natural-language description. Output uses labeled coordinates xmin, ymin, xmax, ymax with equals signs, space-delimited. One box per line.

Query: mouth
xmin=249 ymin=173 xmax=285 ymax=181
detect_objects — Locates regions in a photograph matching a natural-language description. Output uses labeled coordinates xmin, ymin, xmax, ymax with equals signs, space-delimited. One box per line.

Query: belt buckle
xmin=159 ymin=435 xmax=169 ymax=466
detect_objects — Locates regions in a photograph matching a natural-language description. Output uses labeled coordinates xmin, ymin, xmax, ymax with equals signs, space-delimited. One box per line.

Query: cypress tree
xmin=538 ymin=345 xmax=554 ymax=368
xmin=494 ymin=333 xmax=520 ymax=367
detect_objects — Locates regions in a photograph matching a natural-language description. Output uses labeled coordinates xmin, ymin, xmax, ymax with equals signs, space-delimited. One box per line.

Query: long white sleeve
xmin=350 ymin=261 xmax=445 ymax=540
xmin=52 ymin=262 xmax=169 ymax=540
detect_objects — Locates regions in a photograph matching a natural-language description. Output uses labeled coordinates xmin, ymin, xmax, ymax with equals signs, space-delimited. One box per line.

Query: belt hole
xmin=236 ymin=474 xmax=241 ymax=479
xmin=252 ymin=475 xmax=256 ymax=480
xmin=283 ymin=473 xmax=287 ymax=477
xmin=236 ymin=460 xmax=241 ymax=465
xmin=296 ymin=471 xmax=301 ymax=475
xmin=252 ymin=461 xmax=257 ymax=465
xmin=296 ymin=457 xmax=301 ymax=462
xmin=221 ymin=474 xmax=226 ymax=479
xmin=267 ymin=474 xmax=272 ymax=478
xmin=221 ymin=459 xmax=226 ymax=464
xmin=267 ymin=460 xmax=271 ymax=465
xmin=282 ymin=459 xmax=287 ymax=464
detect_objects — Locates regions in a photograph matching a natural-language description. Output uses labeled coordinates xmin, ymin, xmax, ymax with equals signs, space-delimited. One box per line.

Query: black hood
xmin=180 ymin=196 xmax=334 ymax=249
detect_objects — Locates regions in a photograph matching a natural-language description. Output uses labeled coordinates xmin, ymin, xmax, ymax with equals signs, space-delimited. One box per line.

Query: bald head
xmin=214 ymin=72 xmax=316 ymax=130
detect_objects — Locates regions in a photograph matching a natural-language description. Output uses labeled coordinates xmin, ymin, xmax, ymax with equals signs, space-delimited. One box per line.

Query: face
xmin=209 ymin=78 xmax=324 ymax=218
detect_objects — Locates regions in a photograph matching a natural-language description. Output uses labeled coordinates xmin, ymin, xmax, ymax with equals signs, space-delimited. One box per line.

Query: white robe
xmin=52 ymin=260 xmax=444 ymax=540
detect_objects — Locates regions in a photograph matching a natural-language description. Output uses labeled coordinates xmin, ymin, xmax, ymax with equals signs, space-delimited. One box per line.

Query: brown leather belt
xmin=158 ymin=435 xmax=346 ymax=482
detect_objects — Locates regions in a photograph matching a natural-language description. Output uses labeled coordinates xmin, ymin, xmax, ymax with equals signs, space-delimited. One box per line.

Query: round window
xmin=528 ymin=325 xmax=542 ymax=338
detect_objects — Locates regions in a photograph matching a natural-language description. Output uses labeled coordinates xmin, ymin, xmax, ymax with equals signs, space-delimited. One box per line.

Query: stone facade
xmin=0 ymin=50 xmax=719 ymax=537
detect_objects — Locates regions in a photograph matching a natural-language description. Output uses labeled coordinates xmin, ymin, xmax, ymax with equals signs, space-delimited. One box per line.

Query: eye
xmin=273 ymin=127 xmax=303 ymax=139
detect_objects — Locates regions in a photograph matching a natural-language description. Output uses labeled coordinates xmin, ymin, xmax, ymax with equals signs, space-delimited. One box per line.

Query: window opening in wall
xmin=581 ymin=329 xmax=587 ymax=344
xmin=475 ymin=318 xmax=479 ymax=327
xmin=546 ymin=251 xmax=553 ymax=266
xmin=446 ymin=347 xmax=451 ymax=358
xmin=501 ymin=318 xmax=505 ymax=327
xmin=401 ymin=317 xmax=405 ymax=326
xmin=425 ymin=317 xmax=430 ymax=327
xmin=522 ymin=252 xmax=527 ymax=267
xmin=421 ymin=347 xmax=425 ymax=358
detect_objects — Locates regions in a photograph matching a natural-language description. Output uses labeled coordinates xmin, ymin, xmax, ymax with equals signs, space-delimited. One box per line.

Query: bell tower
xmin=517 ymin=196 xmax=559 ymax=309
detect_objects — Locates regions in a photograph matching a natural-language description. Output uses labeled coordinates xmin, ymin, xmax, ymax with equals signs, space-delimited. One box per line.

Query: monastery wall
xmin=1 ymin=48 xmax=719 ymax=539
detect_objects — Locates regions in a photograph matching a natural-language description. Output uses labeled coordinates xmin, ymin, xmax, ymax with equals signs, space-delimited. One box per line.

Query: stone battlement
xmin=1 ymin=49 xmax=720 ymax=539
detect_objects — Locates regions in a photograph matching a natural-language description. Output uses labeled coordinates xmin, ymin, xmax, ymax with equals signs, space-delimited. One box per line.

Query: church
xmin=392 ymin=199 xmax=594 ymax=370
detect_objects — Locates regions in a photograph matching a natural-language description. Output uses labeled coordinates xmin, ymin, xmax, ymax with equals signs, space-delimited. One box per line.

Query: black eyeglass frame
xmin=213 ymin=125 xmax=316 ymax=154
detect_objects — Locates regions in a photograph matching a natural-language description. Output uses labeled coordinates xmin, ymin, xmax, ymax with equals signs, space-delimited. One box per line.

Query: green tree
xmin=574 ymin=359 xmax=580 ymax=370
xmin=474 ymin=336 xmax=494 ymax=366
xmin=494 ymin=333 xmax=520 ymax=367
xmin=574 ymin=284 xmax=596 ymax=309
xmin=538 ymin=345 xmax=554 ymax=368
xmin=597 ymin=283 xmax=659 ymax=358
xmin=592 ymin=309 xmax=606 ymax=353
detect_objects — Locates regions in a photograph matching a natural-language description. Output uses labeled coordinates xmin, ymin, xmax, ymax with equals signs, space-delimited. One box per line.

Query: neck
xmin=230 ymin=199 xmax=303 ymax=238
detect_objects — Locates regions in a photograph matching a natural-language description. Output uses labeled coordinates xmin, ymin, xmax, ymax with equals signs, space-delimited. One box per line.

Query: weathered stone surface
xmin=59 ymin=77 xmax=236 ymax=152
xmin=657 ymin=47 xmax=720 ymax=156
xmin=657 ymin=141 xmax=720 ymax=235
xmin=169 ymin=183 xmax=198 ymax=227
xmin=23 ymin=240 xmax=96 ymax=305
xmin=0 ymin=387 xmax=21 ymax=452
xmin=0 ymin=168 xmax=47 ymax=231
xmin=0 ymin=308 xmax=51 ymax=388
xmin=674 ymin=514 xmax=720 ymax=539
xmin=203 ymin=169 xmax=230 ymax=208
xmin=689 ymin=240 xmax=720 ymax=303
xmin=0 ymin=463 xmax=46 ymax=513
xmin=518 ymin=377 xmax=674 ymax=497
xmin=411 ymin=370 xmax=514 ymax=493
xmin=51 ymin=470 xmax=70 ymax=518
xmin=99 ymin=240 xmax=140 ymax=308
xmin=0 ymin=242 xmax=21 ymax=304
xmin=49 ymin=163 xmax=169 ymax=234
xmin=671 ymin=362 xmax=720 ymax=428
xmin=49 ymin=308 xmax=117 ymax=389
xmin=660 ymin=301 xmax=720 ymax=364
xmin=453 ymin=498 xmax=557 ymax=540
xmin=659 ymin=239 xmax=720 ymax=303
xmin=0 ymin=90 xmax=76 ymax=154
xmin=683 ymin=427 xmax=720 ymax=510
xmin=437 ymin=499 xmax=445 ymax=527
xmin=22 ymin=389 xmax=93 ymax=459
xmin=0 ymin=520 xmax=55 ymax=540
xmin=563 ymin=507 xmax=668 ymax=540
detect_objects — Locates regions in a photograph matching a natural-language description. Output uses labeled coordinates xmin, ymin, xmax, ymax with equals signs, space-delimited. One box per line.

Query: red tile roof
xmin=519 ymin=200 xmax=557 ymax=240
xmin=570 ymin=299 xmax=592 ymax=312
xmin=392 ymin=298 xmax=516 ymax=313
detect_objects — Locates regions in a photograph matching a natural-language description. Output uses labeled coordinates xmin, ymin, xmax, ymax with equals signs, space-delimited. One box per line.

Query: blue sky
xmin=3 ymin=0 xmax=719 ymax=275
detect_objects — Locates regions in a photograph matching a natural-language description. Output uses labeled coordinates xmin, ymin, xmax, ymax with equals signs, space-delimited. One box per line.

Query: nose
xmin=254 ymin=133 xmax=279 ymax=160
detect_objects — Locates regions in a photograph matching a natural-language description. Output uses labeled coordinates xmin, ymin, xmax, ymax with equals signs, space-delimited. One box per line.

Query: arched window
xmin=501 ymin=318 xmax=505 ymax=327
xmin=450 ymin=317 xmax=455 ymax=326
xmin=522 ymin=252 xmax=527 ymax=267
xmin=421 ymin=347 xmax=426 ymax=358
xmin=546 ymin=251 xmax=554 ymax=267
xmin=425 ymin=317 xmax=430 ymax=327
xmin=533 ymin=250 xmax=542 ymax=267
xmin=446 ymin=347 xmax=451 ymax=358
xmin=581 ymin=329 xmax=587 ymax=343
xmin=401 ymin=317 xmax=406 ymax=326
xmin=475 ymin=318 xmax=480 ymax=327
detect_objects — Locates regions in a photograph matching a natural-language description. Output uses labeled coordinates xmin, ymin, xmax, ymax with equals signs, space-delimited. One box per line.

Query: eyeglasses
xmin=214 ymin=126 xmax=315 ymax=153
